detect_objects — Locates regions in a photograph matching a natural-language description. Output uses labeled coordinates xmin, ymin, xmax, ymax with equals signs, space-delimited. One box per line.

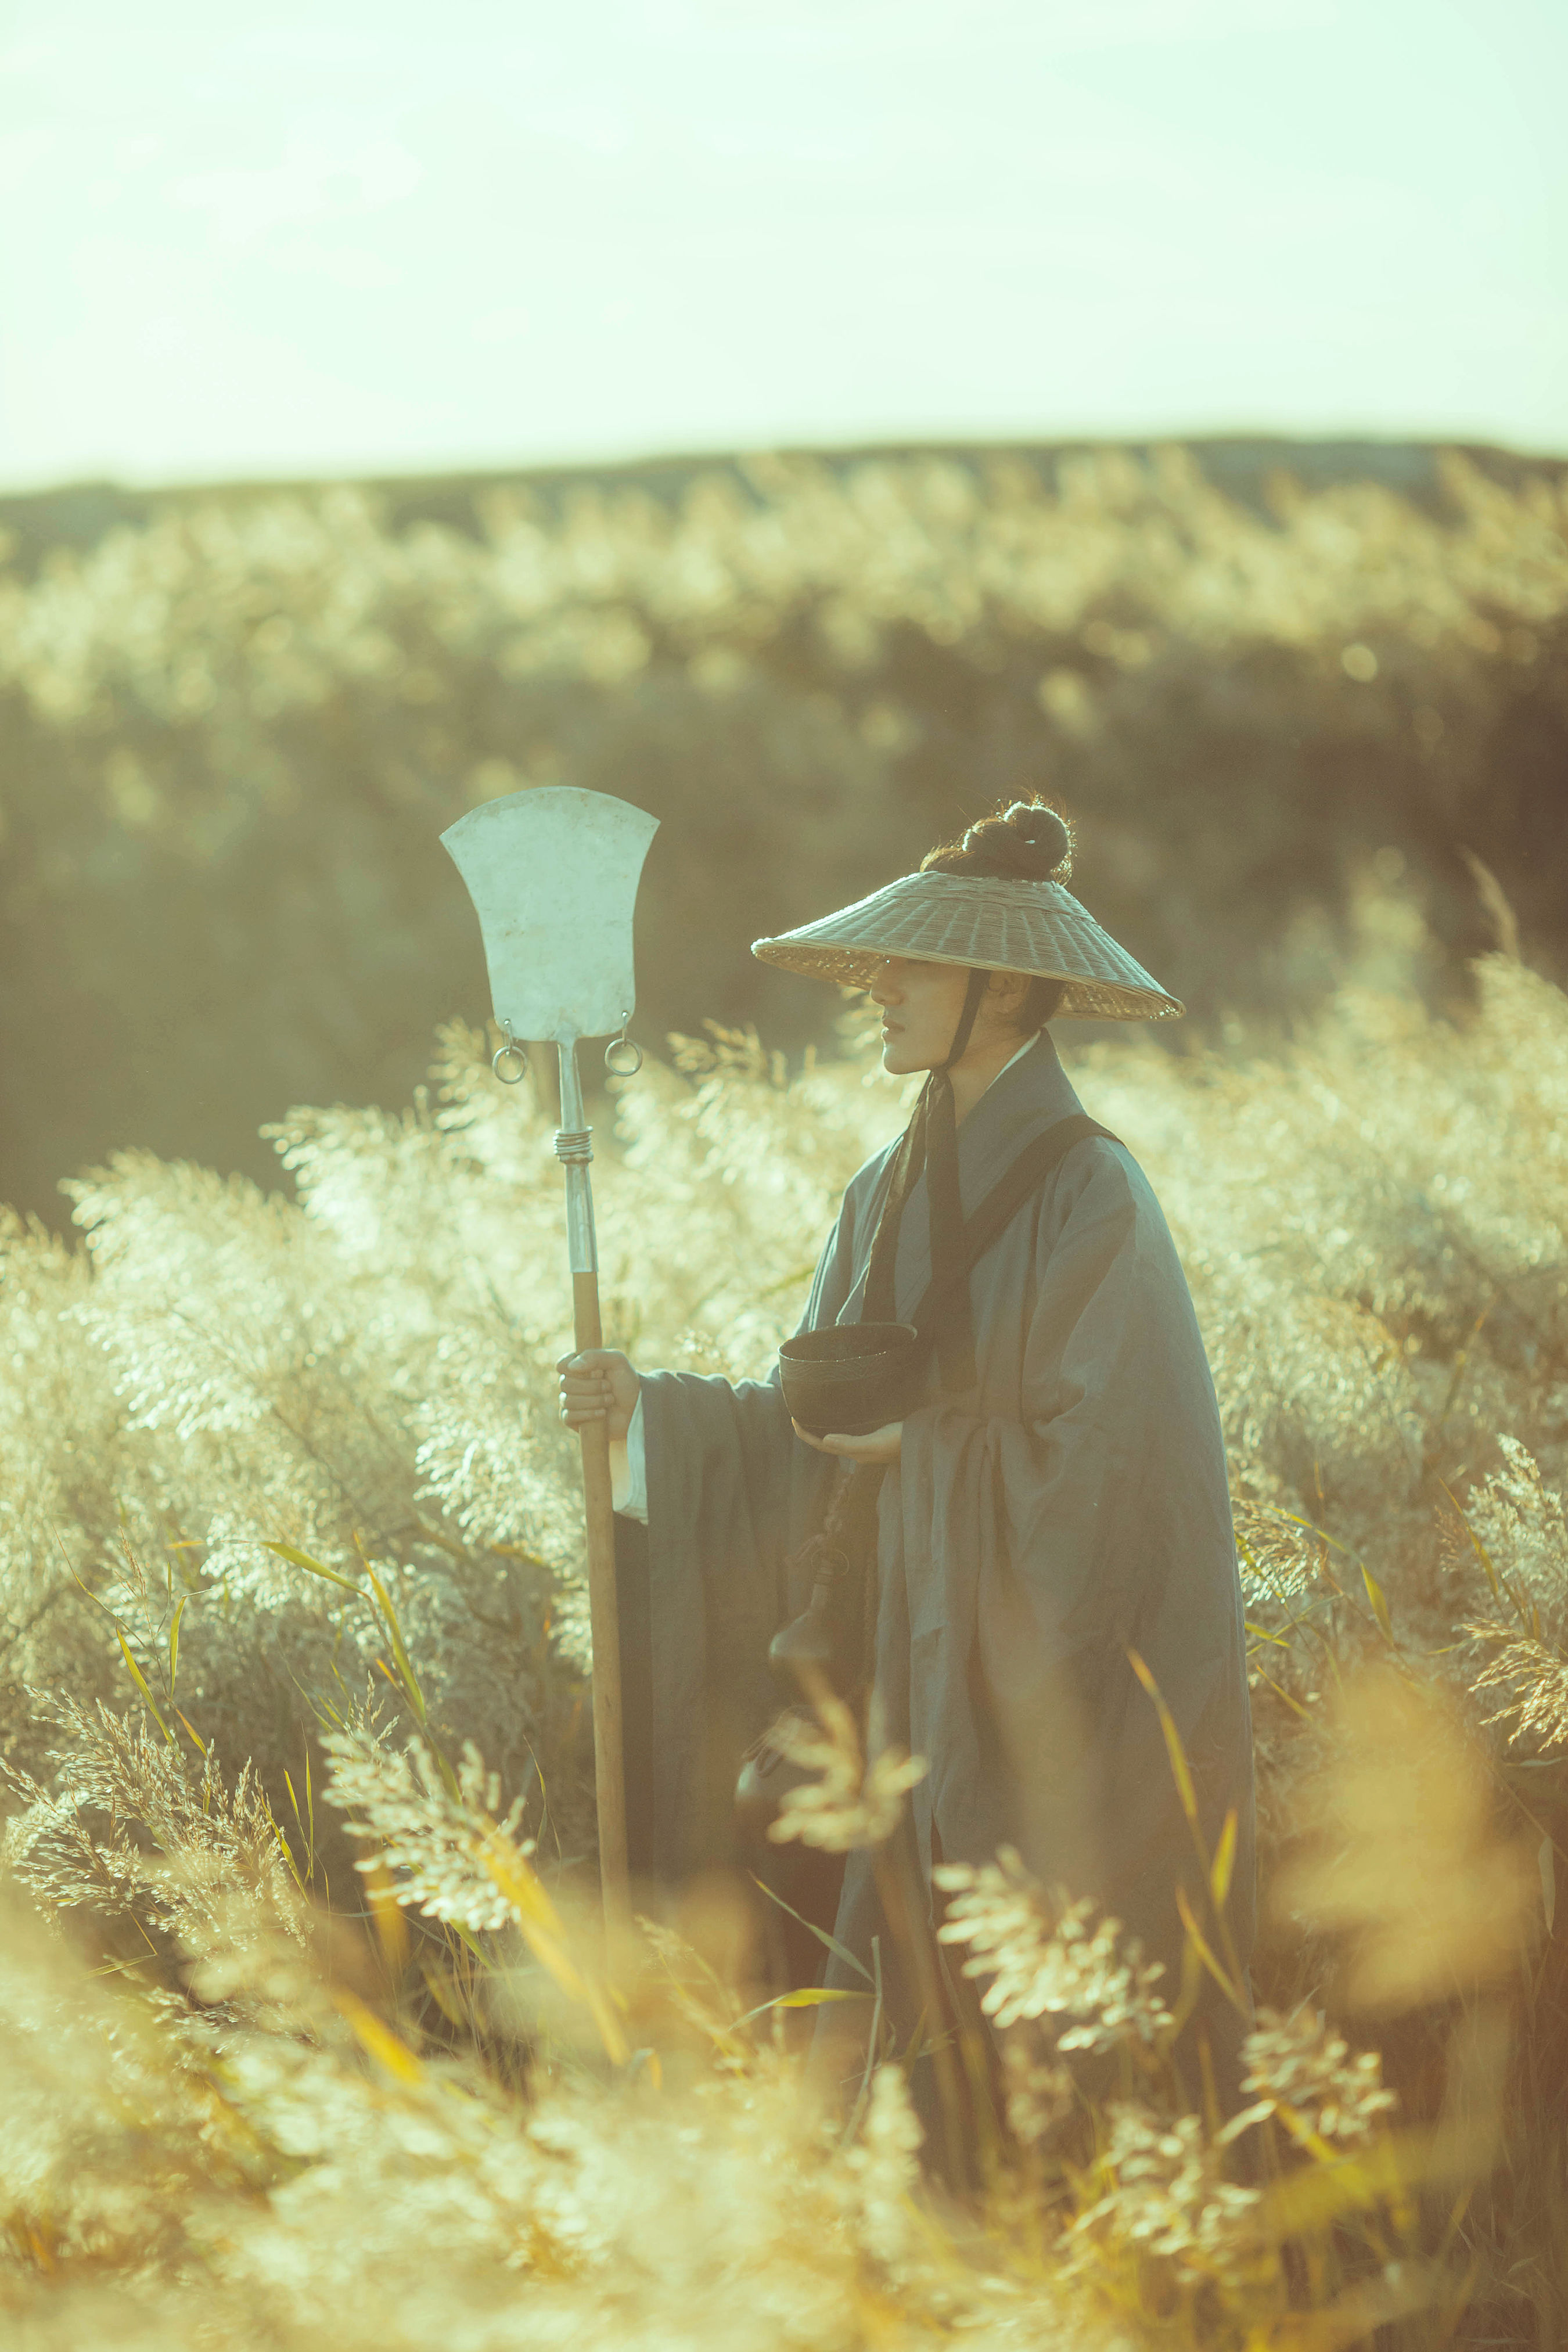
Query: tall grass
xmin=2 ymin=857 xmax=1567 ymax=2342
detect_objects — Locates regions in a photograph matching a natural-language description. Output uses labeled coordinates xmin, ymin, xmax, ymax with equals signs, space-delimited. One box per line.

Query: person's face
xmin=866 ymin=957 xmax=1025 ymax=1074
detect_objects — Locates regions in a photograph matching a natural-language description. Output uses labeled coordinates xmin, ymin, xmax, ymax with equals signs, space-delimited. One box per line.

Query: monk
xmin=559 ymin=798 xmax=1254 ymax=2117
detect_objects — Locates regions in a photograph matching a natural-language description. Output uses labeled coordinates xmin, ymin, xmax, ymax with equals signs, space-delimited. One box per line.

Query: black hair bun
xmin=919 ymin=796 xmax=1074 ymax=882
xmin=954 ymin=800 xmax=1071 ymax=881
xmin=998 ymin=801 xmax=1071 ymax=876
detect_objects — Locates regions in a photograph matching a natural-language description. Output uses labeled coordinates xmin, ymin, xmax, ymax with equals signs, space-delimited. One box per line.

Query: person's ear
xmin=987 ymin=971 xmax=1030 ymax=1021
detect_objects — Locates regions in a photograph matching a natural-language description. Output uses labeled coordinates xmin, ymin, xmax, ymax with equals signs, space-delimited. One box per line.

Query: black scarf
xmin=859 ymin=964 xmax=990 ymax=1393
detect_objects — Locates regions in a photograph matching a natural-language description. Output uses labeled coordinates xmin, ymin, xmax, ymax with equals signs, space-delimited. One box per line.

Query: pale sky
xmin=1 ymin=0 xmax=1563 ymax=490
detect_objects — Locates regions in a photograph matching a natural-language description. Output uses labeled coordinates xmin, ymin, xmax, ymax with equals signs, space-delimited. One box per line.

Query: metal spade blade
xmin=440 ymin=786 xmax=659 ymax=1044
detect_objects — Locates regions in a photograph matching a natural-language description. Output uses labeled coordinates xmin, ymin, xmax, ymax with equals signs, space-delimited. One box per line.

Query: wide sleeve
xmin=611 ymin=1389 xmax=648 ymax=1523
xmin=617 ymin=1156 xmax=890 ymax=1880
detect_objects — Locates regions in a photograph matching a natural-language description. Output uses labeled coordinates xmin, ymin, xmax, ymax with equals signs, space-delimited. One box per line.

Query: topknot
xmin=922 ymin=797 xmax=1074 ymax=883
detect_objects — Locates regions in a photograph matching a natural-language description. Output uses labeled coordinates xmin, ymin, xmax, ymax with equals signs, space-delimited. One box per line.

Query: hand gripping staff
xmin=441 ymin=786 xmax=659 ymax=1925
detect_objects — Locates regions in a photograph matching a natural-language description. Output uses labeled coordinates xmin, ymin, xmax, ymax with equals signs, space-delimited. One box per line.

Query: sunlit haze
xmin=1 ymin=0 xmax=1563 ymax=488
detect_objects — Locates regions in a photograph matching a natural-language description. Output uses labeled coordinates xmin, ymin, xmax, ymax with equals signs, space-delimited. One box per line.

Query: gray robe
xmin=614 ymin=1030 xmax=1254 ymax=2009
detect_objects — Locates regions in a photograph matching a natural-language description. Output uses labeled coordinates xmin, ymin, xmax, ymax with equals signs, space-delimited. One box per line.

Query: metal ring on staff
xmin=492 ymin=1035 xmax=528 ymax=1084
xmin=605 ymin=1031 xmax=643 ymax=1077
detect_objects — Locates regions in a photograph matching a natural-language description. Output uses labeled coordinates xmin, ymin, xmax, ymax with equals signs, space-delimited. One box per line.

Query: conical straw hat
xmin=751 ymin=869 xmax=1182 ymax=1021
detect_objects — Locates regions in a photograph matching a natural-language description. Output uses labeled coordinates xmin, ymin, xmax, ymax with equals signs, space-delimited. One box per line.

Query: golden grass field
xmin=3 ymin=916 xmax=1567 ymax=2346
xmin=2 ymin=444 xmax=1567 ymax=2346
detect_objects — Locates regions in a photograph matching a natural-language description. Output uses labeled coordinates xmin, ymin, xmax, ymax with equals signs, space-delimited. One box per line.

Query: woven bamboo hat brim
xmin=751 ymin=870 xmax=1182 ymax=1021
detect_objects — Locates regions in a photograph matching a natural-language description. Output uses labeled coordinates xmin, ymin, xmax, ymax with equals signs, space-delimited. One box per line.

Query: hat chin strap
xmin=940 ymin=966 xmax=991 ymax=1073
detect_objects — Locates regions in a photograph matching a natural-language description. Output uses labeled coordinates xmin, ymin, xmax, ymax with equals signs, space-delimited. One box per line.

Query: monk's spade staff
xmin=441 ymin=786 xmax=659 ymax=1926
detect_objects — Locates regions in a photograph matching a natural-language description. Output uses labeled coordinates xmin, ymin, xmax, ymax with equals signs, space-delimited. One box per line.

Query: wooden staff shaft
xmin=556 ymin=1040 xmax=630 ymax=1928
xmin=573 ymin=1268 xmax=630 ymax=1922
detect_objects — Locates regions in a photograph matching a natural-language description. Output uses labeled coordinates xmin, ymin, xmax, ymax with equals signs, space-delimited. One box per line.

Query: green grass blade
xmin=1438 ymin=1481 xmax=1502 ymax=1602
xmin=1128 ymin=1648 xmax=1199 ymax=1829
xmin=1210 ymin=1806 xmax=1239 ymax=1911
xmin=115 ymin=1628 xmax=172 ymax=1742
xmin=732 ymin=1986 xmax=866 ymax=2030
xmin=1175 ymin=1882 xmax=1246 ymax=2012
xmin=262 ymin=1540 xmax=367 ymax=1596
xmin=365 ymin=1567 xmax=427 ymax=1725
xmin=749 ymin=1872 xmax=873 ymax=1983
xmin=1361 ymin=1562 xmax=1396 ymax=1643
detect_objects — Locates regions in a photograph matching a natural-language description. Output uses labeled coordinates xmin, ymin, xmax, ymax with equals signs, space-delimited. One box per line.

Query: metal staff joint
xmin=554 ymin=1121 xmax=598 ymax=1275
xmin=553 ymin=1027 xmax=598 ymax=1276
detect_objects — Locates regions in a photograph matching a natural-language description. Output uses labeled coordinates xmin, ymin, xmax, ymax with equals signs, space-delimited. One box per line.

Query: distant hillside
xmin=1 ymin=436 xmax=1564 ymax=1228
xmin=3 ymin=434 xmax=1562 ymax=577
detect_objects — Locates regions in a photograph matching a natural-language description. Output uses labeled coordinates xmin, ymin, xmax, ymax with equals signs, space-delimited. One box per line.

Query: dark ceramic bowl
xmin=779 ymin=1321 xmax=921 ymax=1438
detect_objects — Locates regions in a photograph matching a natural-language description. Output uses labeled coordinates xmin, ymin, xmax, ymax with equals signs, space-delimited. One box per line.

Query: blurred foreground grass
xmin=2 ymin=869 xmax=1567 ymax=2344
